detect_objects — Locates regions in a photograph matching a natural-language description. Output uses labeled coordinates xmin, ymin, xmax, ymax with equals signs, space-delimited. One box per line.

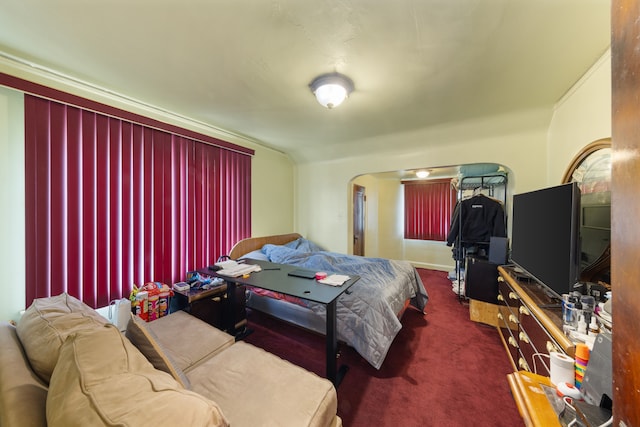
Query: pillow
xmin=16 ymin=293 xmax=108 ymax=384
xmin=240 ymin=249 xmax=269 ymax=261
xmin=125 ymin=314 xmax=190 ymax=388
xmin=283 ymin=237 xmax=326 ymax=252
xmin=47 ymin=324 xmax=228 ymax=427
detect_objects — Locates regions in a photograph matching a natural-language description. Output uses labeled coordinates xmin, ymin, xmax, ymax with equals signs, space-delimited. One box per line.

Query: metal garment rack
xmin=453 ymin=174 xmax=508 ymax=300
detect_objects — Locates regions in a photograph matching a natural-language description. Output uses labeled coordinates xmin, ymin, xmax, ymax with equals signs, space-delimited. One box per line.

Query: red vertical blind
xmin=403 ymin=179 xmax=455 ymax=241
xmin=24 ymin=95 xmax=251 ymax=308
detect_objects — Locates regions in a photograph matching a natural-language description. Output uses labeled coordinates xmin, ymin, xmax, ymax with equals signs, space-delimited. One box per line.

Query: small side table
xmin=173 ymin=285 xmax=228 ymax=329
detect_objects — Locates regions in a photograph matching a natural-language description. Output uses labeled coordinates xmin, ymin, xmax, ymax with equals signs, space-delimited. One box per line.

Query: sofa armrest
xmin=0 ymin=322 xmax=48 ymax=427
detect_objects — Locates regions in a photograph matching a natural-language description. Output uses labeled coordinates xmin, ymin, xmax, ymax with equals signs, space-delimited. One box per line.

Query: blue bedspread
xmin=260 ymin=239 xmax=429 ymax=369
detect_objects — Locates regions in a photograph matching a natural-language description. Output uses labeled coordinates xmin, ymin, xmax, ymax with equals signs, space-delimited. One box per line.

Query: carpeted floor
xmin=244 ymin=268 xmax=524 ymax=426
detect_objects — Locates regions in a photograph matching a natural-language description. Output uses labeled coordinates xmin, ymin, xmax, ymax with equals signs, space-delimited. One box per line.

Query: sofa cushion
xmin=0 ymin=322 xmax=48 ymax=427
xmin=143 ymin=310 xmax=235 ymax=373
xmin=188 ymin=341 xmax=338 ymax=427
xmin=125 ymin=313 xmax=190 ymax=388
xmin=16 ymin=293 xmax=108 ymax=383
xmin=47 ymin=323 xmax=228 ymax=427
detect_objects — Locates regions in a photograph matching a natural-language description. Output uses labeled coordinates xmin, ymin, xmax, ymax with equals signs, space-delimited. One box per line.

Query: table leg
xmin=326 ymin=300 xmax=348 ymax=387
xmin=225 ymin=280 xmax=238 ymax=335
xmin=225 ymin=280 xmax=251 ymax=341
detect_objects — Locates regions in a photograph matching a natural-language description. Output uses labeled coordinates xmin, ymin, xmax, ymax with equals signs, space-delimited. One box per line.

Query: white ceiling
xmin=0 ymin=0 xmax=610 ymax=163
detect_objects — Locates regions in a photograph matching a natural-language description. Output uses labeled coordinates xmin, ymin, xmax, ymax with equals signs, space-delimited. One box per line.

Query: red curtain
xmin=24 ymin=95 xmax=251 ymax=308
xmin=403 ymin=179 xmax=455 ymax=241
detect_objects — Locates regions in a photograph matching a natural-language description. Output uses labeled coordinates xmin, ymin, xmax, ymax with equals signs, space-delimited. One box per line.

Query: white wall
xmin=377 ymin=179 xmax=404 ymax=260
xmin=0 ymin=86 xmax=25 ymax=322
xmin=250 ymin=146 xmax=294 ymax=236
xmin=548 ymin=50 xmax=612 ymax=182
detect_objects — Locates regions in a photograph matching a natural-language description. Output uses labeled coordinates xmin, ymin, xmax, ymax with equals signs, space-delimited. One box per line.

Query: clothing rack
xmin=456 ymin=173 xmax=508 ymax=198
xmin=452 ymin=173 xmax=508 ymax=300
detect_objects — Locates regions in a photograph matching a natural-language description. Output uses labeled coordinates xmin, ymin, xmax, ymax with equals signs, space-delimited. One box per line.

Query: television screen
xmin=510 ymin=182 xmax=581 ymax=299
xmin=580 ymin=195 xmax=611 ymax=270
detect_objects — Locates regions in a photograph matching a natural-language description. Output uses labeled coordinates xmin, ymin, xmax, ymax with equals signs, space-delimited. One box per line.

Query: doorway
xmin=353 ymin=184 xmax=365 ymax=256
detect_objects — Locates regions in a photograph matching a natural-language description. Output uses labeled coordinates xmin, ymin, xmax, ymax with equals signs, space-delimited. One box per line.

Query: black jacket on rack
xmin=446 ymin=194 xmax=506 ymax=247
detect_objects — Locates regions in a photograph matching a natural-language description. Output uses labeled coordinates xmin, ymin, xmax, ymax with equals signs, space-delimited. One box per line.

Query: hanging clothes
xmin=446 ymin=194 xmax=506 ymax=248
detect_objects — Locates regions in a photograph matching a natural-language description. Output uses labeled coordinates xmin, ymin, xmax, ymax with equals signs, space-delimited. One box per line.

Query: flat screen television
xmin=510 ymin=182 xmax=581 ymax=299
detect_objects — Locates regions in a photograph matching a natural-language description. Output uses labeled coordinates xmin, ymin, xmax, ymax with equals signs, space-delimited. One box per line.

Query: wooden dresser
xmin=497 ymin=266 xmax=575 ymax=371
xmin=496 ymin=266 xmax=576 ymax=427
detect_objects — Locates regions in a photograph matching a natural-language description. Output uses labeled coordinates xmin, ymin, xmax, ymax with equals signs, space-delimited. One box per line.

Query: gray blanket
xmin=261 ymin=239 xmax=429 ymax=369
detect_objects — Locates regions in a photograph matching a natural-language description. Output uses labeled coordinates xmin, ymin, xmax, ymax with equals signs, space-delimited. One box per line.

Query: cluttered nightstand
xmin=172 ymin=269 xmax=247 ymax=333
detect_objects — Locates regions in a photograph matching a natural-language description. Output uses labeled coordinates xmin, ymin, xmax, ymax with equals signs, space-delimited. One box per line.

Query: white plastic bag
xmin=108 ymin=298 xmax=132 ymax=331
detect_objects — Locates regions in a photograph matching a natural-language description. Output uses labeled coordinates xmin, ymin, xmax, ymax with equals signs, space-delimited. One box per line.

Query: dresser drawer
xmin=497 ymin=268 xmax=572 ymax=375
xmin=497 ymin=266 xmax=576 ymax=427
xmin=497 ymin=278 xmax=521 ymax=370
xmin=519 ymin=304 xmax=563 ymax=375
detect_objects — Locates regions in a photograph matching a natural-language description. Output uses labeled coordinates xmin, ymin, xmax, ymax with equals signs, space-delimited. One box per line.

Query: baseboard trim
xmin=409 ymin=261 xmax=453 ymax=272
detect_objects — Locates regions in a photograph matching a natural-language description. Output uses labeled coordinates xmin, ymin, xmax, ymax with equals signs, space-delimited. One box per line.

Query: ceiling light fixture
xmin=309 ymin=72 xmax=354 ymax=109
xmin=416 ymin=170 xmax=430 ymax=179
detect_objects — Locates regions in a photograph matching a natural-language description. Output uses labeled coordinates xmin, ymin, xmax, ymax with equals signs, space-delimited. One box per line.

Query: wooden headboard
xmin=228 ymin=233 xmax=302 ymax=259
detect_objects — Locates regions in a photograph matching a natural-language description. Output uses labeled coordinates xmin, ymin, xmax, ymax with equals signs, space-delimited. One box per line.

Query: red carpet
xmin=244 ymin=268 xmax=524 ymax=426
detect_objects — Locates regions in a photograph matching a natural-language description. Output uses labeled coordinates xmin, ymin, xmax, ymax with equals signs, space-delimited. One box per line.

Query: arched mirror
xmin=562 ymin=138 xmax=611 ymax=284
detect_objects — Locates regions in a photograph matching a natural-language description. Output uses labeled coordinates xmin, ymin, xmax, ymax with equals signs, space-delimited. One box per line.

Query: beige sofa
xmin=0 ymin=293 xmax=341 ymax=427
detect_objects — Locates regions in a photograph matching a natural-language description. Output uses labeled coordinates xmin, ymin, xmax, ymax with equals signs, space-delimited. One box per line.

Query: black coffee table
xmin=215 ymin=259 xmax=359 ymax=386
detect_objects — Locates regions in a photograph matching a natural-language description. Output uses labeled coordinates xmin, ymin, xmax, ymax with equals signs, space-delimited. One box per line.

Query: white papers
xmin=215 ymin=260 xmax=240 ymax=269
xmin=318 ymin=274 xmax=350 ymax=286
xmin=217 ymin=263 xmax=262 ymax=277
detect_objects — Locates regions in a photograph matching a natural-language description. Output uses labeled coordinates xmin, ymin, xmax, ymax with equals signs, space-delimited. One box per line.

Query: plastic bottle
xmin=577 ymin=314 xmax=587 ymax=334
xmin=573 ymin=298 xmax=583 ymax=330
xmin=564 ymin=296 xmax=578 ymax=326
xmin=589 ymin=316 xmax=600 ymax=335
xmin=580 ymin=295 xmax=595 ymax=325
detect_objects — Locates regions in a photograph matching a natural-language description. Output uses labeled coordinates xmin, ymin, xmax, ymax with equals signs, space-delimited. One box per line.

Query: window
xmin=403 ymin=179 xmax=455 ymax=241
xmin=24 ymin=94 xmax=252 ymax=308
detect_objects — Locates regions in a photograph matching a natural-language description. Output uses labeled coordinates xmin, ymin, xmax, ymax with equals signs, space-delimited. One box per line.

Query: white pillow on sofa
xmin=47 ymin=324 xmax=229 ymax=427
xmin=16 ymin=293 xmax=108 ymax=383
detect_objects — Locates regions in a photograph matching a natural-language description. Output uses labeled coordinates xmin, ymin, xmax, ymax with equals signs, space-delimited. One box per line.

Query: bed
xmin=228 ymin=233 xmax=429 ymax=369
